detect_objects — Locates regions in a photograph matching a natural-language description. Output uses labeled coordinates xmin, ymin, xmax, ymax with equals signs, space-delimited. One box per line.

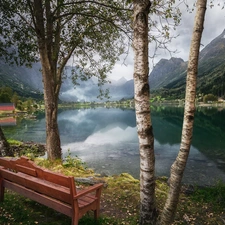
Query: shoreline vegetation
xmin=0 ymin=141 xmax=225 ymax=224
xmin=1 ymin=100 xmax=223 ymax=127
xmin=1 ymin=99 xmax=225 ymax=115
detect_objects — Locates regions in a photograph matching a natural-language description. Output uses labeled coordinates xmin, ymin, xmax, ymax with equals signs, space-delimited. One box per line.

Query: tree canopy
xmin=0 ymin=1 xmax=132 ymax=89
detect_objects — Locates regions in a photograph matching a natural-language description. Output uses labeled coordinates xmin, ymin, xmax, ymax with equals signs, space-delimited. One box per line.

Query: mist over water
xmin=3 ymin=106 xmax=225 ymax=185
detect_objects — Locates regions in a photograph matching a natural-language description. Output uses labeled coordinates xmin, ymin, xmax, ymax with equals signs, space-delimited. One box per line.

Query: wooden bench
xmin=0 ymin=156 xmax=103 ymax=225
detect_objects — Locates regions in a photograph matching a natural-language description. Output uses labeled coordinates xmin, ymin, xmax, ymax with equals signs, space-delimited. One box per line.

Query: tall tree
xmin=160 ymin=0 xmax=207 ymax=224
xmin=132 ymin=0 xmax=182 ymax=223
xmin=133 ymin=1 xmax=157 ymax=224
xmin=0 ymin=0 xmax=131 ymax=160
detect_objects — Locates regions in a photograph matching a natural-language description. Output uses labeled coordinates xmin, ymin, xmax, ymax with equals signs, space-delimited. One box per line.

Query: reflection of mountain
xmin=151 ymin=106 xmax=225 ymax=172
xmin=57 ymin=108 xmax=136 ymax=144
xmin=152 ymin=113 xmax=183 ymax=145
xmin=151 ymin=106 xmax=225 ymax=149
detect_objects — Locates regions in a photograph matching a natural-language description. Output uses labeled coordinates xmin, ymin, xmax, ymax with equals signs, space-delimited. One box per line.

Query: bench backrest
xmin=0 ymin=156 xmax=77 ymax=204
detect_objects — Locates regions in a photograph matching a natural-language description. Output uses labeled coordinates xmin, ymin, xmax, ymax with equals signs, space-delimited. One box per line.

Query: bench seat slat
xmin=0 ymin=168 xmax=71 ymax=204
xmin=78 ymin=194 xmax=97 ymax=204
xmin=78 ymin=196 xmax=97 ymax=208
xmin=3 ymin=180 xmax=72 ymax=217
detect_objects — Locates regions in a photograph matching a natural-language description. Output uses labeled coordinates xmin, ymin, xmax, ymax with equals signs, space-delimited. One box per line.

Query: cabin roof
xmin=0 ymin=103 xmax=15 ymax=111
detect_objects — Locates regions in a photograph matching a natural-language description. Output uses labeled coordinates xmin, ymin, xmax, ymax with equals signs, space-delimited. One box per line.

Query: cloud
xmin=108 ymin=2 xmax=225 ymax=81
xmin=108 ymin=62 xmax=133 ymax=81
xmin=85 ymin=126 xmax=137 ymax=145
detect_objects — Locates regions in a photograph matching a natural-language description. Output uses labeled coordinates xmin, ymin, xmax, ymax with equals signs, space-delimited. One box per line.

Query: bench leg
xmin=94 ymin=208 xmax=100 ymax=220
xmin=0 ymin=178 xmax=4 ymax=202
xmin=94 ymin=198 xmax=101 ymax=220
xmin=71 ymin=211 xmax=79 ymax=225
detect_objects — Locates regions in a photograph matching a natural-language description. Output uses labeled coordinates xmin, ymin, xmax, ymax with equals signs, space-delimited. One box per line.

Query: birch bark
xmin=160 ymin=0 xmax=207 ymax=223
xmin=133 ymin=1 xmax=157 ymax=224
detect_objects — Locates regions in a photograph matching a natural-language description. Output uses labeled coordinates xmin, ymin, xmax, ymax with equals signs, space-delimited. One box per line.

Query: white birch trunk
xmin=160 ymin=0 xmax=207 ymax=224
xmin=133 ymin=1 xmax=157 ymax=224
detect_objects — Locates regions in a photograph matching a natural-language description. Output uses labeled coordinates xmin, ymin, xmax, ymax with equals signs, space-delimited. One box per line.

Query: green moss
xmin=7 ymin=139 xmax=23 ymax=145
xmin=34 ymin=158 xmax=95 ymax=177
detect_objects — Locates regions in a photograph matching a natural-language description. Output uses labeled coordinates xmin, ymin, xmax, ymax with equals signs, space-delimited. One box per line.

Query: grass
xmin=0 ymin=190 xmax=114 ymax=225
xmin=0 ymin=149 xmax=225 ymax=224
xmin=1 ymin=176 xmax=224 ymax=225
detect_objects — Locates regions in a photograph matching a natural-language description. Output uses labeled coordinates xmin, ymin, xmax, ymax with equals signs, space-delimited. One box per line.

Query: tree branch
xmin=52 ymin=0 xmax=132 ymax=17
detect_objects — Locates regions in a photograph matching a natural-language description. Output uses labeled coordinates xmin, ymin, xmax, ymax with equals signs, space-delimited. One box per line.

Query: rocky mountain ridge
xmin=149 ymin=29 xmax=225 ymax=99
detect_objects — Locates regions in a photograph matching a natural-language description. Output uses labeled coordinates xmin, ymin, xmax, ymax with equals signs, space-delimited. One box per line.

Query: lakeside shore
xmin=1 ymin=142 xmax=225 ymax=225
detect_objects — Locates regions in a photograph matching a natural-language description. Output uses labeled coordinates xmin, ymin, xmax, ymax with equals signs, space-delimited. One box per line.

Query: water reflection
xmin=58 ymin=108 xmax=136 ymax=144
xmin=2 ymin=106 xmax=225 ymax=185
xmin=0 ymin=117 xmax=16 ymax=126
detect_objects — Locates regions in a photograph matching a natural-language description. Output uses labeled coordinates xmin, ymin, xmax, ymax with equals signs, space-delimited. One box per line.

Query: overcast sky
xmin=108 ymin=2 xmax=225 ymax=81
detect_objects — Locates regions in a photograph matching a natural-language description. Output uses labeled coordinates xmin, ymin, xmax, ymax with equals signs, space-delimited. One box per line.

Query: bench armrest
xmin=74 ymin=183 xmax=103 ymax=199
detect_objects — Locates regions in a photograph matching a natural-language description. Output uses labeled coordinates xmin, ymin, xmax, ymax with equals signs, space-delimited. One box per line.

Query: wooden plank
xmin=0 ymin=158 xmax=16 ymax=170
xmin=15 ymin=165 xmax=37 ymax=177
xmin=0 ymin=168 xmax=72 ymax=203
xmin=13 ymin=157 xmax=35 ymax=168
xmin=78 ymin=198 xmax=96 ymax=208
xmin=4 ymin=180 xmax=72 ymax=217
xmin=0 ymin=157 xmax=71 ymax=188
xmin=79 ymin=195 xmax=97 ymax=204
xmin=14 ymin=157 xmax=71 ymax=188
xmin=36 ymin=168 xmax=72 ymax=188
xmin=0 ymin=157 xmax=36 ymax=171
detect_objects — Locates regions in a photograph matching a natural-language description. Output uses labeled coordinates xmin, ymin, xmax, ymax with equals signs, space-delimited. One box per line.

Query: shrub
xmin=203 ymin=94 xmax=218 ymax=103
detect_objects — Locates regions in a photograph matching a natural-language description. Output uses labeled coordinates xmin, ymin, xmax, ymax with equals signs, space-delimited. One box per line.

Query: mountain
xmin=0 ymin=61 xmax=43 ymax=99
xmin=1 ymin=29 xmax=225 ymax=101
xmin=60 ymin=73 xmax=134 ymax=102
xmin=54 ymin=65 xmax=134 ymax=102
xmin=149 ymin=29 xmax=225 ymax=98
xmin=149 ymin=57 xmax=187 ymax=90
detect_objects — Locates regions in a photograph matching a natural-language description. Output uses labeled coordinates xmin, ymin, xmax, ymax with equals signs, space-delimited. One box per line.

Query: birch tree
xmin=132 ymin=0 xmax=181 ymax=223
xmin=133 ymin=1 xmax=157 ymax=224
xmin=160 ymin=0 xmax=207 ymax=224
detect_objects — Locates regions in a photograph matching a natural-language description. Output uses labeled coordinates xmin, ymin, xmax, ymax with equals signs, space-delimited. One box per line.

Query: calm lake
xmin=2 ymin=106 xmax=225 ymax=185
